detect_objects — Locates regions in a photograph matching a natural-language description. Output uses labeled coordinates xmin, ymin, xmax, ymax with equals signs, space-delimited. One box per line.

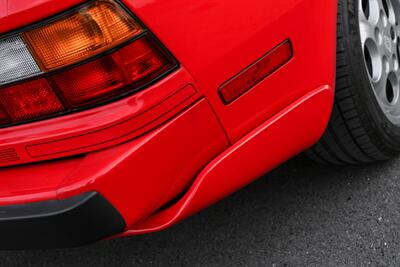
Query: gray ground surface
xmin=2 ymin=155 xmax=400 ymax=266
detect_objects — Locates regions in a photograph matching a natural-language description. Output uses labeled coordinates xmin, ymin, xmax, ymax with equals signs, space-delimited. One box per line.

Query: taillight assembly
xmin=0 ymin=0 xmax=177 ymax=128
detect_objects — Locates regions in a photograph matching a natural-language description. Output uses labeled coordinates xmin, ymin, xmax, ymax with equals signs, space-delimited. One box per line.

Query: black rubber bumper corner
xmin=0 ymin=192 xmax=126 ymax=250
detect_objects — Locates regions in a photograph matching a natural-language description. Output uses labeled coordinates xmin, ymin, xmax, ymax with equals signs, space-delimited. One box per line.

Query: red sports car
xmin=0 ymin=0 xmax=398 ymax=249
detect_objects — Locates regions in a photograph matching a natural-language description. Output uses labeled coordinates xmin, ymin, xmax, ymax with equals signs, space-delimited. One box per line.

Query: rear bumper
xmin=0 ymin=192 xmax=125 ymax=249
xmin=0 ymin=84 xmax=333 ymax=249
xmin=0 ymin=97 xmax=229 ymax=249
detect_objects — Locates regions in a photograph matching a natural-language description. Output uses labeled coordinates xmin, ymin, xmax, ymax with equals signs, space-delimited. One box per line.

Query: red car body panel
xmin=1 ymin=0 xmax=84 ymax=33
xmin=126 ymin=85 xmax=333 ymax=235
xmin=0 ymin=0 xmax=337 ymax=246
xmin=128 ymin=0 xmax=337 ymax=142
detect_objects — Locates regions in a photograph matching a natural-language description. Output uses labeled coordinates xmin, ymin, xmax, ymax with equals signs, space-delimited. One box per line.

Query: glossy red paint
xmin=0 ymin=0 xmax=338 ymax=244
xmin=0 ymin=100 xmax=229 ymax=225
xmin=125 ymin=85 xmax=333 ymax=234
xmin=0 ymin=0 xmax=85 ymax=33
xmin=125 ymin=0 xmax=337 ymax=142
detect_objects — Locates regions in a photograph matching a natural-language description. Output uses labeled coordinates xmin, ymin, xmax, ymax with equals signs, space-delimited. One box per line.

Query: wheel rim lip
xmin=359 ymin=0 xmax=400 ymax=126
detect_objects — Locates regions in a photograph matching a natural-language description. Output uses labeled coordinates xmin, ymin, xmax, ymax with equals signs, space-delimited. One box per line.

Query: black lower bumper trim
xmin=0 ymin=192 xmax=126 ymax=249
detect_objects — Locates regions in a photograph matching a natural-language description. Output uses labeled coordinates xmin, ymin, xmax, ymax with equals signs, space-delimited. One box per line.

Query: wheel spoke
xmin=372 ymin=69 xmax=388 ymax=98
xmin=359 ymin=0 xmax=400 ymax=124
xmin=359 ymin=19 xmax=377 ymax=45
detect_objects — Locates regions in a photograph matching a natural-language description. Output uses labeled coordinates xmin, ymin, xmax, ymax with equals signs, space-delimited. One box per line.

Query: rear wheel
xmin=307 ymin=0 xmax=400 ymax=164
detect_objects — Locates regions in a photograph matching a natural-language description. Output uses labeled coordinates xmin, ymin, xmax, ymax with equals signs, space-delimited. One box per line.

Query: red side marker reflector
xmin=219 ymin=40 xmax=293 ymax=104
xmin=0 ymin=79 xmax=64 ymax=122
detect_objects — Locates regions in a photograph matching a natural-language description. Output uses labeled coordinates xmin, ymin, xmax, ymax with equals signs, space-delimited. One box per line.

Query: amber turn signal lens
xmin=24 ymin=0 xmax=143 ymax=71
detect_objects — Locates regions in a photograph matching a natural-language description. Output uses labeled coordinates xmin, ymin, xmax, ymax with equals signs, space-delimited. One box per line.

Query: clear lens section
xmin=0 ymin=35 xmax=42 ymax=85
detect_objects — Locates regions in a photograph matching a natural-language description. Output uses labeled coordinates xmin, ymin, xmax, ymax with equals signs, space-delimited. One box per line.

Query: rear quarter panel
xmin=123 ymin=0 xmax=338 ymax=142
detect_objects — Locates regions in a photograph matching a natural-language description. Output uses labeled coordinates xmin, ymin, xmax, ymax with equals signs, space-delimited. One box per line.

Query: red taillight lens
xmin=50 ymin=37 xmax=174 ymax=108
xmin=118 ymin=38 xmax=172 ymax=84
xmin=0 ymin=107 xmax=10 ymax=125
xmin=51 ymin=36 xmax=174 ymax=108
xmin=52 ymin=57 xmax=125 ymax=107
xmin=0 ymin=79 xmax=64 ymax=122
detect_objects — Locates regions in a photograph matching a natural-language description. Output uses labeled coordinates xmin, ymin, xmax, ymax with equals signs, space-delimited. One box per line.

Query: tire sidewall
xmin=343 ymin=0 xmax=400 ymax=151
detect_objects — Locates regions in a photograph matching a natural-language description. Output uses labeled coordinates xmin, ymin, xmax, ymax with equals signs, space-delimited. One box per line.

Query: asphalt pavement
xmin=2 ymin=155 xmax=400 ymax=266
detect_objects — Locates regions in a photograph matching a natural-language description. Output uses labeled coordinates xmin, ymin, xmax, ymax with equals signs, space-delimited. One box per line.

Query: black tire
xmin=306 ymin=0 xmax=400 ymax=165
